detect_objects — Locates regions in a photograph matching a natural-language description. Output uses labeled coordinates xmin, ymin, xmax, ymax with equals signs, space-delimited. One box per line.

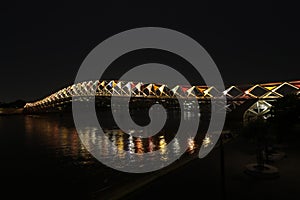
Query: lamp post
xmin=220 ymin=133 xmax=226 ymax=200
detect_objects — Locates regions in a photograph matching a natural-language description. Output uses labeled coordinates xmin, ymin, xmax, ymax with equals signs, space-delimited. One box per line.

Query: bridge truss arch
xmin=24 ymin=80 xmax=300 ymax=120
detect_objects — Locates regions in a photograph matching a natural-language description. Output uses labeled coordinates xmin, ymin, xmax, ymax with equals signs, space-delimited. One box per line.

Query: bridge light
xmin=203 ymin=136 xmax=212 ymax=148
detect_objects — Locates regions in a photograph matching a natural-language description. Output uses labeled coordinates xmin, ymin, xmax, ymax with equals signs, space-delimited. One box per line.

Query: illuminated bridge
xmin=24 ymin=80 xmax=300 ymax=122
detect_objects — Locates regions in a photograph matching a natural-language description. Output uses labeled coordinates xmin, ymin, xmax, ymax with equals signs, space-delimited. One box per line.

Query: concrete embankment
xmin=0 ymin=108 xmax=24 ymax=115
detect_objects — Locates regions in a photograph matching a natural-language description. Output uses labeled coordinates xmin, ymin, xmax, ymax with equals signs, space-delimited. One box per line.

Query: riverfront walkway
xmin=95 ymin=125 xmax=300 ymax=200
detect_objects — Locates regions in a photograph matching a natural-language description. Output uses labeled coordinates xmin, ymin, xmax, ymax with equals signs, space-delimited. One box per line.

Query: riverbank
xmin=92 ymin=151 xmax=199 ymax=200
xmin=122 ymin=126 xmax=300 ymax=200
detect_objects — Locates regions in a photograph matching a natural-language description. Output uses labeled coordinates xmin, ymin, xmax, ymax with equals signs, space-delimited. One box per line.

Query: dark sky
xmin=1 ymin=1 xmax=299 ymax=102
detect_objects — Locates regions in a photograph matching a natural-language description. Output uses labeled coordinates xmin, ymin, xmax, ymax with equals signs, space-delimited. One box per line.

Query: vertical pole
xmin=220 ymin=135 xmax=226 ymax=200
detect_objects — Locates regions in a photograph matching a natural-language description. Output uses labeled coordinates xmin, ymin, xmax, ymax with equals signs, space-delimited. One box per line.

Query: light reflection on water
xmin=77 ymin=127 xmax=197 ymax=169
xmin=23 ymin=115 xmax=95 ymax=167
xmin=22 ymin=112 xmax=204 ymax=169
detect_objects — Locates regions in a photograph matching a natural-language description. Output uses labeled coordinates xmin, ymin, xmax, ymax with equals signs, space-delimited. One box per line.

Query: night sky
xmin=1 ymin=2 xmax=299 ymax=102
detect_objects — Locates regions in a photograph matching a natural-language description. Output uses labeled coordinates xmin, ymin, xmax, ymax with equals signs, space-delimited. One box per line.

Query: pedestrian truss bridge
xmin=24 ymin=80 xmax=300 ymax=122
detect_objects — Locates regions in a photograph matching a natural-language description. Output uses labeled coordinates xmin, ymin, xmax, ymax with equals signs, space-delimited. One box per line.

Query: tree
xmin=242 ymin=111 xmax=280 ymax=178
xmin=269 ymin=94 xmax=300 ymax=144
xmin=243 ymin=115 xmax=272 ymax=169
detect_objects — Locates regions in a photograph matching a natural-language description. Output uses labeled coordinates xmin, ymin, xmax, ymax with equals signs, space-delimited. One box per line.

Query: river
xmin=0 ymin=108 xmax=231 ymax=199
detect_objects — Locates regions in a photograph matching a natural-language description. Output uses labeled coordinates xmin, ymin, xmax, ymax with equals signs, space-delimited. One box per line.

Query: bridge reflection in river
xmin=0 ymin=107 xmax=219 ymax=199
